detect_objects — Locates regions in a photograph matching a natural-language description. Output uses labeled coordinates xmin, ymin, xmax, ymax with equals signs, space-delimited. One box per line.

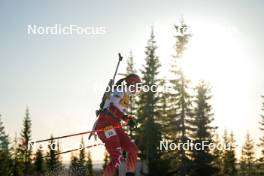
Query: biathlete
xmin=95 ymin=73 xmax=141 ymax=176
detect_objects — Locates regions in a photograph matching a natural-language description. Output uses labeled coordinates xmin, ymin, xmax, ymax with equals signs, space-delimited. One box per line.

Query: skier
xmin=95 ymin=73 xmax=141 ymax=176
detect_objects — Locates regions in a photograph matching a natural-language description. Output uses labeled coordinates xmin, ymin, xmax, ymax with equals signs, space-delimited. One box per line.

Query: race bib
xmin=104 ymin=126 xmax=117 ymax=138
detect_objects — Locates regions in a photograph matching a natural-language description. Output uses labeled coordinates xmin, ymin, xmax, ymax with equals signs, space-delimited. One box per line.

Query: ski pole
xmin=37 ymin=143 xmax=105 ymax=158
xmin=32 ymin=124 xmax=123 ymax=143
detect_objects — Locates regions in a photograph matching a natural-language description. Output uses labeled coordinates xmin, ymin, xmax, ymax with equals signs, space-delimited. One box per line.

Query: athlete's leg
xmin=118 ymin=130 xmax=138 ymax=173
xmin=97 ymin=125 xmax=123 ymax=176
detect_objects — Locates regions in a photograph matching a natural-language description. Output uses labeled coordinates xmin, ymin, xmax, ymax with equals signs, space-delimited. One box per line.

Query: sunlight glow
xmin=153 ymin=19 xmax=258 ymax=156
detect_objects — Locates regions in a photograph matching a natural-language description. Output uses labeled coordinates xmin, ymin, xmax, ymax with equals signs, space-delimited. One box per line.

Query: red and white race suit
xmin=95 ymin=89 xmax=138 ymax=176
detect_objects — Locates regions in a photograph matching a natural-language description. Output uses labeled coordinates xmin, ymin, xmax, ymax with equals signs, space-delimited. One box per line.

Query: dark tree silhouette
xmin=166 ymin=19 xmax=193 ymax=176
xmin=135 ymin=27 xmax=163 ymax=176
xmin=0 ymin=114 xmax=12 ymax=175
xmin=19 ymin=108 xmax=33 ymax=175
xmin=240 ymin=132 xmax=256 ymax=176
xmin=34 ymin=146 xmax=46 ymax=176
xmin=191 ymin=81 xmax=217 ymax=176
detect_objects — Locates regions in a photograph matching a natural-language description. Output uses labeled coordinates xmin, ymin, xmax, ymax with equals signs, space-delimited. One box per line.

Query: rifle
xmin=97 ymin=53 xmax=123 ymax=115
xmin=89 ymin=53 xmax=123 ymax=140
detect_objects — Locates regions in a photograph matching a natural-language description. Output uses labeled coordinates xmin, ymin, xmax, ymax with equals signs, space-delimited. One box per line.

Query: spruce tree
xmin=212 ymin=134 xmax=223 ymax=176
xmin=86 ymin=150 xmax=93 ymax=176
xmin=167 ymin=19 xmax=193 ymax=176
xmin=34 ymin=146 xmax=45 ymax=176
xmin=0 ymin=114 xmax=9 ymax=151
xmin=135 ymin=28 xmax=162 ymax=176
xmin=174 ymin=18 xmax=192 ymax=58
xmin=258 ymin=95 xmax=264 ymax=174
xmin=126 ymin=50 xmax=137 ymax=75
xmin=240 ymin=132 xmax=256 ymax=176
xmin=11 ymin=133 xmax=23 ymax=176
xmin=56 ymin=141 xmax=63 ymax=172
xmin=46 ymin=136 xmax=61 ymax=175
xmin=19 ymin=108 xmax=33 ymax=175
xmin=222 ymin=131 xmax=237 ymax=176
xmin=0 ymin=114 xmax=11 ymax=175
xmin=69 ymin=154 xmax=79 ymax=176
xmin=191 ymin=81 xmax=217 ymax=176
xmin=77 ymin=137 xmax=86 ymax=176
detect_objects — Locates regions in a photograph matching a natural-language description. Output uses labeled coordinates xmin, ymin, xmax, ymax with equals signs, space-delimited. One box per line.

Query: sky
xmin=0 ymin=0 xmax=264 ymax=163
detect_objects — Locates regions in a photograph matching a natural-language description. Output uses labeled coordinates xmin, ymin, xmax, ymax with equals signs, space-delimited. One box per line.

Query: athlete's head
xmin=125 ymin=74 xmax=141 ymax=93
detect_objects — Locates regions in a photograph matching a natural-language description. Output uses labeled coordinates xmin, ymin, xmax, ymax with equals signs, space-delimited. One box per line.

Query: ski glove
xmin=125 ymin=115 xmax=137 ymax=129
xmin=88 ymin=132 xmax=97 ymax=141
xmin=128 ymin=119 xmax=137 ymax=129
